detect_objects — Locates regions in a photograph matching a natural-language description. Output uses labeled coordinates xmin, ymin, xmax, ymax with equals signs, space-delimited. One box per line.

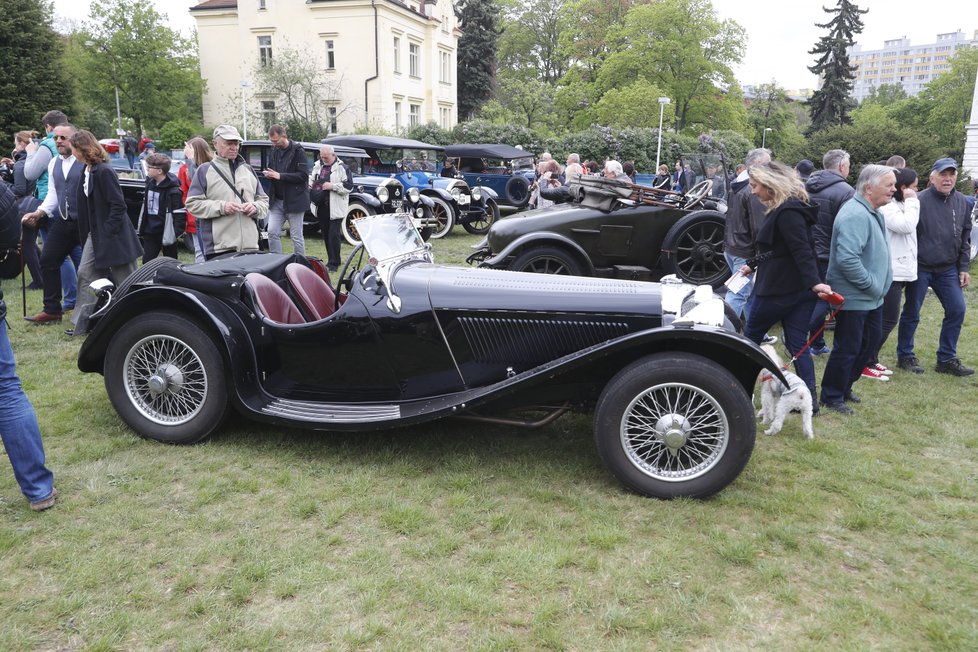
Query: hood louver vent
xmin=458 ymin=316 xmax=629 ymax=365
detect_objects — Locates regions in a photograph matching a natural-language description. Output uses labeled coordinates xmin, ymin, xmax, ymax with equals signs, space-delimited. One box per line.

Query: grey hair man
xmin=309 ymin=144 xmax=353 ymax=272
xmin=896 ymin=157 xmax=973 ymax=376
xmin=566 ymin=152 xmax=580 ymax=166
xmin=722 ymin=147 xmax=771 ymax=323
xmin=603 ymin=159 xmax=630 ymax=182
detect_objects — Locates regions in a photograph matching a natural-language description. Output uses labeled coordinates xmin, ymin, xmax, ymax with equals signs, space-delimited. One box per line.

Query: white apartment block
xmin=848 ymin=30 xmax=978 ymax=103
xmin=190 ymin=0 xmax=459 ymax=136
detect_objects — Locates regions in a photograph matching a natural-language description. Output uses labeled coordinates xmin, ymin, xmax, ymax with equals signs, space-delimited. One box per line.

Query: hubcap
xmin=620 ymin=382 xmax=728 ymax=481
xmin=124 ymin=335 xmax=207 ymax=426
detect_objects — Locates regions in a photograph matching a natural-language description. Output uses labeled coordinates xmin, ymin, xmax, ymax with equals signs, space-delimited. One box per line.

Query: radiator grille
xmin=458 ymin=316 xmax=629 ymax=365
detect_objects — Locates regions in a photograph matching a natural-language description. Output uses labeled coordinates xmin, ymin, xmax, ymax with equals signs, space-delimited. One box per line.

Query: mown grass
xmin=1 ymin=228 xmax=977 ymax=650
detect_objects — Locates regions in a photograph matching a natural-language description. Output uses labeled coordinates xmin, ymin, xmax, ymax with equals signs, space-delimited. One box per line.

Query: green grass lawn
xmin=2 ymin=230 xmax=977 ymax=650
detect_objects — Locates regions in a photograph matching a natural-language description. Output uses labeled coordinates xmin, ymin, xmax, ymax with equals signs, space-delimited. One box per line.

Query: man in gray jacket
xmin=722 ymin=147 xmax=770 ymax=323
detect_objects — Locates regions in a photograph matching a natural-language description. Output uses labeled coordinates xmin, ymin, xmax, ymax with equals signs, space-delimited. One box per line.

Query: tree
xmin=804 ymin=121 xmax=942 ymax=175
xmin=747 ymin=83 xmax=796 ymax=147
xmin=80 ymin=0 xmax=203 ymax=137
xmin=497 ymin=0 xmax=570 ymax=84
xmin=592 ymin=79 xmax=673 ymax=129
xmin=806 ymin=0 xmax=867 ymax=134
xmin=496 ymin=77 xmax=555 ymax=130
xmin=560 ymin=0 xmax=641 ymax=77
xmin=861 ymin=83 xmax=907 ymax=107
xmin=0 ymin=0 xmax=75 ymax=134
xmin=456 ymin=0 xmax=499 ymax=120
xmin=918 ymin=47 xmax=978 ymax=156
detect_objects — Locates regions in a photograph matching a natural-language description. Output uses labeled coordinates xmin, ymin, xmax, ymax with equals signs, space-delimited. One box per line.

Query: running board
xmin=261 ymin=398 xmax=401 ymax=423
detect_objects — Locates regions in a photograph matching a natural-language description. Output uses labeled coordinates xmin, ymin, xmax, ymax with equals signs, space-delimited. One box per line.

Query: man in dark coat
xmin=805 ymin=149 xmax=855 ymax=354
xmin=263 ymin=124 xmax=308 ymax=255
xmin=723 ymin=148 xmax=771 ymax=322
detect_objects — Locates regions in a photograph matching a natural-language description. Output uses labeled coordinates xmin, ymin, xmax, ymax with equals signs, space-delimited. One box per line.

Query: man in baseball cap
xmin=896 ymin=157 xmax=973 ymax=376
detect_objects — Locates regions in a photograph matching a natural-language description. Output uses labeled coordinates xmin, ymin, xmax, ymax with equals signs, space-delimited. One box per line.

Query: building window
xmin=327 ymin=107 xmax=337 ymax=134
xmin=261 ymin=101 xmax=276 ymax=129
xmin=393 ymin=37 xmax=401 ymax=73
xmin=325 ymin=40 xmax=335 ymax=69
xmin=409 ymin=103 xmax=420 ymax=126
xmin=440 ymin=107 xmax=451 ymax=129
xmin=394 ymin=101 xmax=402 ymax=131
xmin=409 ymin=43 xmax=420 ymax=78
xmin=259 ymin=0 xmax=266 ymax=9
xmin=439 ymin=51 xmax=450 ymax=84
xmin=258 ymin=35 xmax=272 ymax=66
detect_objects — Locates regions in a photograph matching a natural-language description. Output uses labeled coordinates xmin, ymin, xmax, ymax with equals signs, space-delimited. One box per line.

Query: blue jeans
xmin=745 ymin=289 xmax=818 ymax=395
xmin=723 ymin=252 xmax=754 ymax=322
xmin=267 ymin=199 xmax=306 ymax=256
xmin=897 ymin=267 xmax=966 ymax=363
xmin=0 ymin=320 xmax=55 ymax=503
xmin=820 ymin=307 xmax=883 ymax=405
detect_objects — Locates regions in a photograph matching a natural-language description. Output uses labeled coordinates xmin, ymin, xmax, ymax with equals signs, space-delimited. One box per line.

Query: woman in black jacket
xmin=740 ymin=161 xmax=833 ymax=404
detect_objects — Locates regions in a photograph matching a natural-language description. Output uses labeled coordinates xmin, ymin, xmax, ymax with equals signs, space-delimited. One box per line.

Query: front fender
xmin=476 ymin=185 xmax=498 ymax=203
xmin=423 ymin=187 xmax=455 ymax=204
xmin=353 ymin=192 xmax=382 ymax=209
xmin=484 ymin=232 xmax=596 ymax=275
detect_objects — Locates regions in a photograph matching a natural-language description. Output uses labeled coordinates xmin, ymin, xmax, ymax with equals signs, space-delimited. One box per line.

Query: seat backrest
xmin=244 ymin=273 xmax=306 ymax=325
xmin=285 ymin=263 xmax=336 ymax=320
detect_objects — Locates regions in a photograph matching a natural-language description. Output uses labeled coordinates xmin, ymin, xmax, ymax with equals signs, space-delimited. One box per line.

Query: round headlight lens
xmin=450 ymin=187 xmax=461 ymax=199
xmin=407 ymin=187 xmax=420 ymax=203
xmin=376 ymin=186 xmax=390 ymax=203
xmin=471 ymin=186 xmax=482 ymax=201
xmin=416 ymin=207 xmax=423 ymax=217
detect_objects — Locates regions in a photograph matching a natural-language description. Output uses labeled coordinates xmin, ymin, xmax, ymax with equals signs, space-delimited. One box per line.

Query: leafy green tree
xmin=861 ymin=83 xmax=907 ymax=107
xmin=918 ymin=47 xmax=978 ymax=157
xmin=592 ymin=79 xmax=673 ymax=129
xmin=560 ymin=0 xmax=641 ymax=77
xmin=456 ymin=0 xmax=499 ymax=120
xmin=497 ymin=0 xmax=570 ymax=84
xmin=496 ymin=77 xmax=555 ymax=130
xmin=158 ymin=119 xmax=204 ymax=152
xmin=804 ymin=121 xmax=942 ymax=174
xmin=405 ymin=122 xmax=453 ymax=146
xmin=80 ymin=0 xmax=202 ymax=138
xmin=452 ymin=119 xmax=544 ymax=153
xmin=0 ymin=0 xmax=75 ymax=134
xmin=806 ymin=0 xmax=867 ymax=133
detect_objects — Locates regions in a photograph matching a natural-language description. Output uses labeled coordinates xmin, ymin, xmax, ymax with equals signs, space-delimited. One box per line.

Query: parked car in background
xmin=99 ymin=138 xmax=122 ymax=155
xmin=468 ymin=173 xmax=729 ymax=289
xmin=322 ymin=135 xmax=500 ymax=237
xmin=76 ymin=211 xmax=780 ymax=499
xmin=114 ymin=162 xmax=146 ymax=227
xmin=443 ymin=143 xmax=537 ymax=210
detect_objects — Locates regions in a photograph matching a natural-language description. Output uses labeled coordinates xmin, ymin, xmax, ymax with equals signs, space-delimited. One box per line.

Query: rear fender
xmin=484 ymin=233 xmax=596 ymax=275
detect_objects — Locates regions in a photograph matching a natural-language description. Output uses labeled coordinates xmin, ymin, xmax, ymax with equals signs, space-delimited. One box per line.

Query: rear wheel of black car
xmin=462 ymin=198 xmax=499 ymax=235
xmin=509 ymin=245 xmax=584 ymax=276
xmin=661 ymin=210 xmax=727 ymax=289
xmin=342 ymin=202 xmax=375 ymax=246
xmin=594 ymin=352 xmax=755 ymax=499
xmin=428 ymin=196 xmax=455 ymax=239
xmin=104 ymin=312 xmax=228 ymax=444
xmin=505 ymin=176 xmax=531 ymax=208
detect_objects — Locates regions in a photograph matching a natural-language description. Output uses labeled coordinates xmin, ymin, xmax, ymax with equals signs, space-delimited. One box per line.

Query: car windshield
xmin=355 ymin=212 xmax=429 ymax=265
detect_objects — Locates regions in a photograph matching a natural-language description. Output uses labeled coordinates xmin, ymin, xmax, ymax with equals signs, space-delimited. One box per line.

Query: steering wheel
xmin=335 ymin=244 xmax=365 ymax=311
xmin=681 ymin=179 xmax=713 ymax=210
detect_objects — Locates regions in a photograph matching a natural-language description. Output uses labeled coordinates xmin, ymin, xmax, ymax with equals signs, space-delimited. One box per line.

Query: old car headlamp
xmin=407 ymin=187 xmax=420 ymax=203
xmin=376 ymin=186 xmax=390 ymax=203
xmin=450 ymin=187 xmax=461 ymax=200
xmin=471 ymin=186 xmax=482 ymax=201
xmin=415 ymin=207 xmax=423 ymax=217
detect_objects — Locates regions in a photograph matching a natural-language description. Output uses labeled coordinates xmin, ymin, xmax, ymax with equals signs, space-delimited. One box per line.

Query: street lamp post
xmin=655 ymin=97 xmax=671 ymax=171
xmin=85 ymin=40 xmax=123 ymax=134
xmin=762 ymin=127 xmax=772 ymax=149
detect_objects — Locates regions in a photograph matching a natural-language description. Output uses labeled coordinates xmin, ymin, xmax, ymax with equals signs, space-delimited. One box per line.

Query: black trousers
xmin=141 ymin=235 xmax=178 ymax=265
xmin=318 ymin=209 xmax=342 ymax=271
xmin=39 ymin=218 xmax=80 ymax=315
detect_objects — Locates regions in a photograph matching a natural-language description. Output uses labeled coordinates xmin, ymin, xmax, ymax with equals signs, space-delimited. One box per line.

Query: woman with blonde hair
xmin=179 ymin=136 xmax=214 ymax=262
xmin=739 ymin=161 xmax=832 ymax=412
xmin=67 ymin=130 xmax=143 ymax=335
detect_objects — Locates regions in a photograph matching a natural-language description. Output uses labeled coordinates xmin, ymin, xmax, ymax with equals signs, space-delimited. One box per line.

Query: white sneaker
xmin=861 ymin=366 xmax=891 ymax=382
xmin=872 ymin=363 xmax=893 ymax=376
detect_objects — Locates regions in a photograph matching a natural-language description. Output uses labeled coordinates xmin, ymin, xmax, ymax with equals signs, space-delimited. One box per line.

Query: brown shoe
xmin=24 ymin=311 xmax=62 ymax=324
xmin=30 ymin=487 xmax=58 ymax=511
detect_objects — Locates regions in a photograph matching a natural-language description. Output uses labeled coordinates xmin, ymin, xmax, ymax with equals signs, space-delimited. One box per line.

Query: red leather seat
xmin=244 ymin=273 xmax=306 ymax=325
xmin=285 ymin=263 xmax=336 ymax=320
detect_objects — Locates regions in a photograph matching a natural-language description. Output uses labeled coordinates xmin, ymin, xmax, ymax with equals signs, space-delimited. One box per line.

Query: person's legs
xmin=286 ymin=210 xmax=306 ymax=256
xmin=0 ymin=320 xmax=55 ymax=504
xmin=780 ymin=292 xmax=819 ymax=394
xmin=36 ymin=220 xmax=75 ymax=316
xmin=847 ymin=306 xmax=883 ymax=391
xmin=808 ymin=259 xmax=830 ymax=349
xmin=326 ymin=218 xmax=343 ymax=271
xmin=723 ymin=252 xmax=752 ymax=320
xmin=873 ymin=280 xmax=904 ymax=365
xmin=928 ymin=267 xmax=967 ymax=362
xmin=897 ymin=273 xmax=930 ymax=361
xmin=141 ymin=236 xmax=162 ymax=265
xmin=820 ymin=309 xmax=867 ymax=406
xmin=62 ymin=243 xmax=81 ymax=310
xmin=161 ymin=242 xmax=179 ymax=260
xmin=70 ymin=239 xmax=99 ymax=332
xmin=266 ymin=199 xmax=286 ymax=254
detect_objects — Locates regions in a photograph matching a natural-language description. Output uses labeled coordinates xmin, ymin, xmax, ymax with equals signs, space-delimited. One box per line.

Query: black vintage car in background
xmin=76 ymin=213 xmax=780 ymax=499
xmin=468 ymin=173 xmax=729 ymax=288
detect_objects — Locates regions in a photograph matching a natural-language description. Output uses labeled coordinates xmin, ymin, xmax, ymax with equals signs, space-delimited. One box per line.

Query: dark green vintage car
xmin=468 ymin=174 xmax=729 ymax=288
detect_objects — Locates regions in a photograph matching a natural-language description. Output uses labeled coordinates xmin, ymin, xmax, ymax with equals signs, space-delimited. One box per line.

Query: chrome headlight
xmin=471 ymin=186 xmax=482 ymax=201
xmin=450 ymin=187 xmax=461 ymax=200
xmin=376 ymin=186 xmax=390 ymax=203
xmin=407 ymin=187 xmax=420 ymax=203
xmin=415 ymin=207 xmax=423 ymax=216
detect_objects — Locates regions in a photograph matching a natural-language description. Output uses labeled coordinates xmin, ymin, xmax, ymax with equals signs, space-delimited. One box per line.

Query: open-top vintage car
xmin=322 ymin=135 xmax=500 ymax=237
xmin=468 ymin=173 xmax=729 ymax=288
xmin=76 ymin=213 xmax=781 ymax=499
xmin=443 ymin=143 xmax=537 ymax=210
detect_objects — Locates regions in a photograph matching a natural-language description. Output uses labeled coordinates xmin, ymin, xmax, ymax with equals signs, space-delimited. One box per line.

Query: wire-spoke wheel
xmin=105 ymin=312 xmax=228 ymax=444
xmin=595 ymin=352 xmax=755 ymax=499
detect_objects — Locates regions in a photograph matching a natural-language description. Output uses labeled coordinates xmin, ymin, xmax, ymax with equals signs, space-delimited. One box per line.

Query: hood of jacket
xmin=805 ymin=169 xmax=848 ymax=194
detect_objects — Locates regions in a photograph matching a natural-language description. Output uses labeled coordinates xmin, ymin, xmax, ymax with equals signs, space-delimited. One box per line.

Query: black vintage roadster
xmin=77 ymin=213 xmax=781 ymax=499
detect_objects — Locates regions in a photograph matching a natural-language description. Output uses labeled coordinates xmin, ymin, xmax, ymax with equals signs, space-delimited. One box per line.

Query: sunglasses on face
xmin=54 ymin=135 xmax=70 ymax=141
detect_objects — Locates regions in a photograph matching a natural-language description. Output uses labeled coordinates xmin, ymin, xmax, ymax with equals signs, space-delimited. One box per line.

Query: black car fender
xmin=475 ymin=185 xmax=498 ymax=203
xmin=353 ymin=191 xmax=382 ymax=210
xmin=483 ymin=232 xmax=596 ymax=275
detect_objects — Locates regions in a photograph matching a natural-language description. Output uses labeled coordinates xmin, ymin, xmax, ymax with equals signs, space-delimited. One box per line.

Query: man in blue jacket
xmin=820 ymin=165 xmax=895 ymax=415
xmin=896 ymin=158 xmax=973 ymax=376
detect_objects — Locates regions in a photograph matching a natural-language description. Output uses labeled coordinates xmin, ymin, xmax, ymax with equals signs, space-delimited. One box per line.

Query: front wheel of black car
xmin=594 ymin=353 xmax=755 ymax=499
xmin=463 ymin=198 xmax=499 ymax=235
xmin=104 ymin=312 xmax=229 ymax=444
xmin=661 ymin=210 xmax=727 ymax=289
xmin=509 ymin=246 xmax=584 ymax=276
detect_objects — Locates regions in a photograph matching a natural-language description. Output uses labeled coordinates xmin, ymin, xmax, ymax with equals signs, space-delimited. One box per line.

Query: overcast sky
xmin=50 ymin=0 xmax=975 ymax=91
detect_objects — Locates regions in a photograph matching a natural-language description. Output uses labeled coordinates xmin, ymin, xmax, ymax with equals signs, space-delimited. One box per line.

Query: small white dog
xmin=758 ymin=343 xmax=814 ymax=439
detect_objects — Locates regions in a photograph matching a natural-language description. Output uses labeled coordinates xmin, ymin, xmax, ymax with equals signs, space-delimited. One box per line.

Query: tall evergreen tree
xmin=0 ymin=0 xmax=75 ymax=135
xmin=456 ymin=0 xmax=499 ymax=121
xmin=806 ymin=0 xmax=867 ymax=134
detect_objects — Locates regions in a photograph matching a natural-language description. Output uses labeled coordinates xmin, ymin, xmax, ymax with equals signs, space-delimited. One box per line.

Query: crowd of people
xmin=727 ymin=147 xmax=976 ymax=417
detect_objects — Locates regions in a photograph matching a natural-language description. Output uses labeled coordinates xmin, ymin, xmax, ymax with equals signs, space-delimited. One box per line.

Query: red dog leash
xmin=783 ymin=291 xmax=845 ymax=369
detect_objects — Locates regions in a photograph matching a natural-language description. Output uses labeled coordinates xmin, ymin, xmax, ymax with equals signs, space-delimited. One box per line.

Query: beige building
xmin=190 ymin=0 xmax=460 ymax=136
